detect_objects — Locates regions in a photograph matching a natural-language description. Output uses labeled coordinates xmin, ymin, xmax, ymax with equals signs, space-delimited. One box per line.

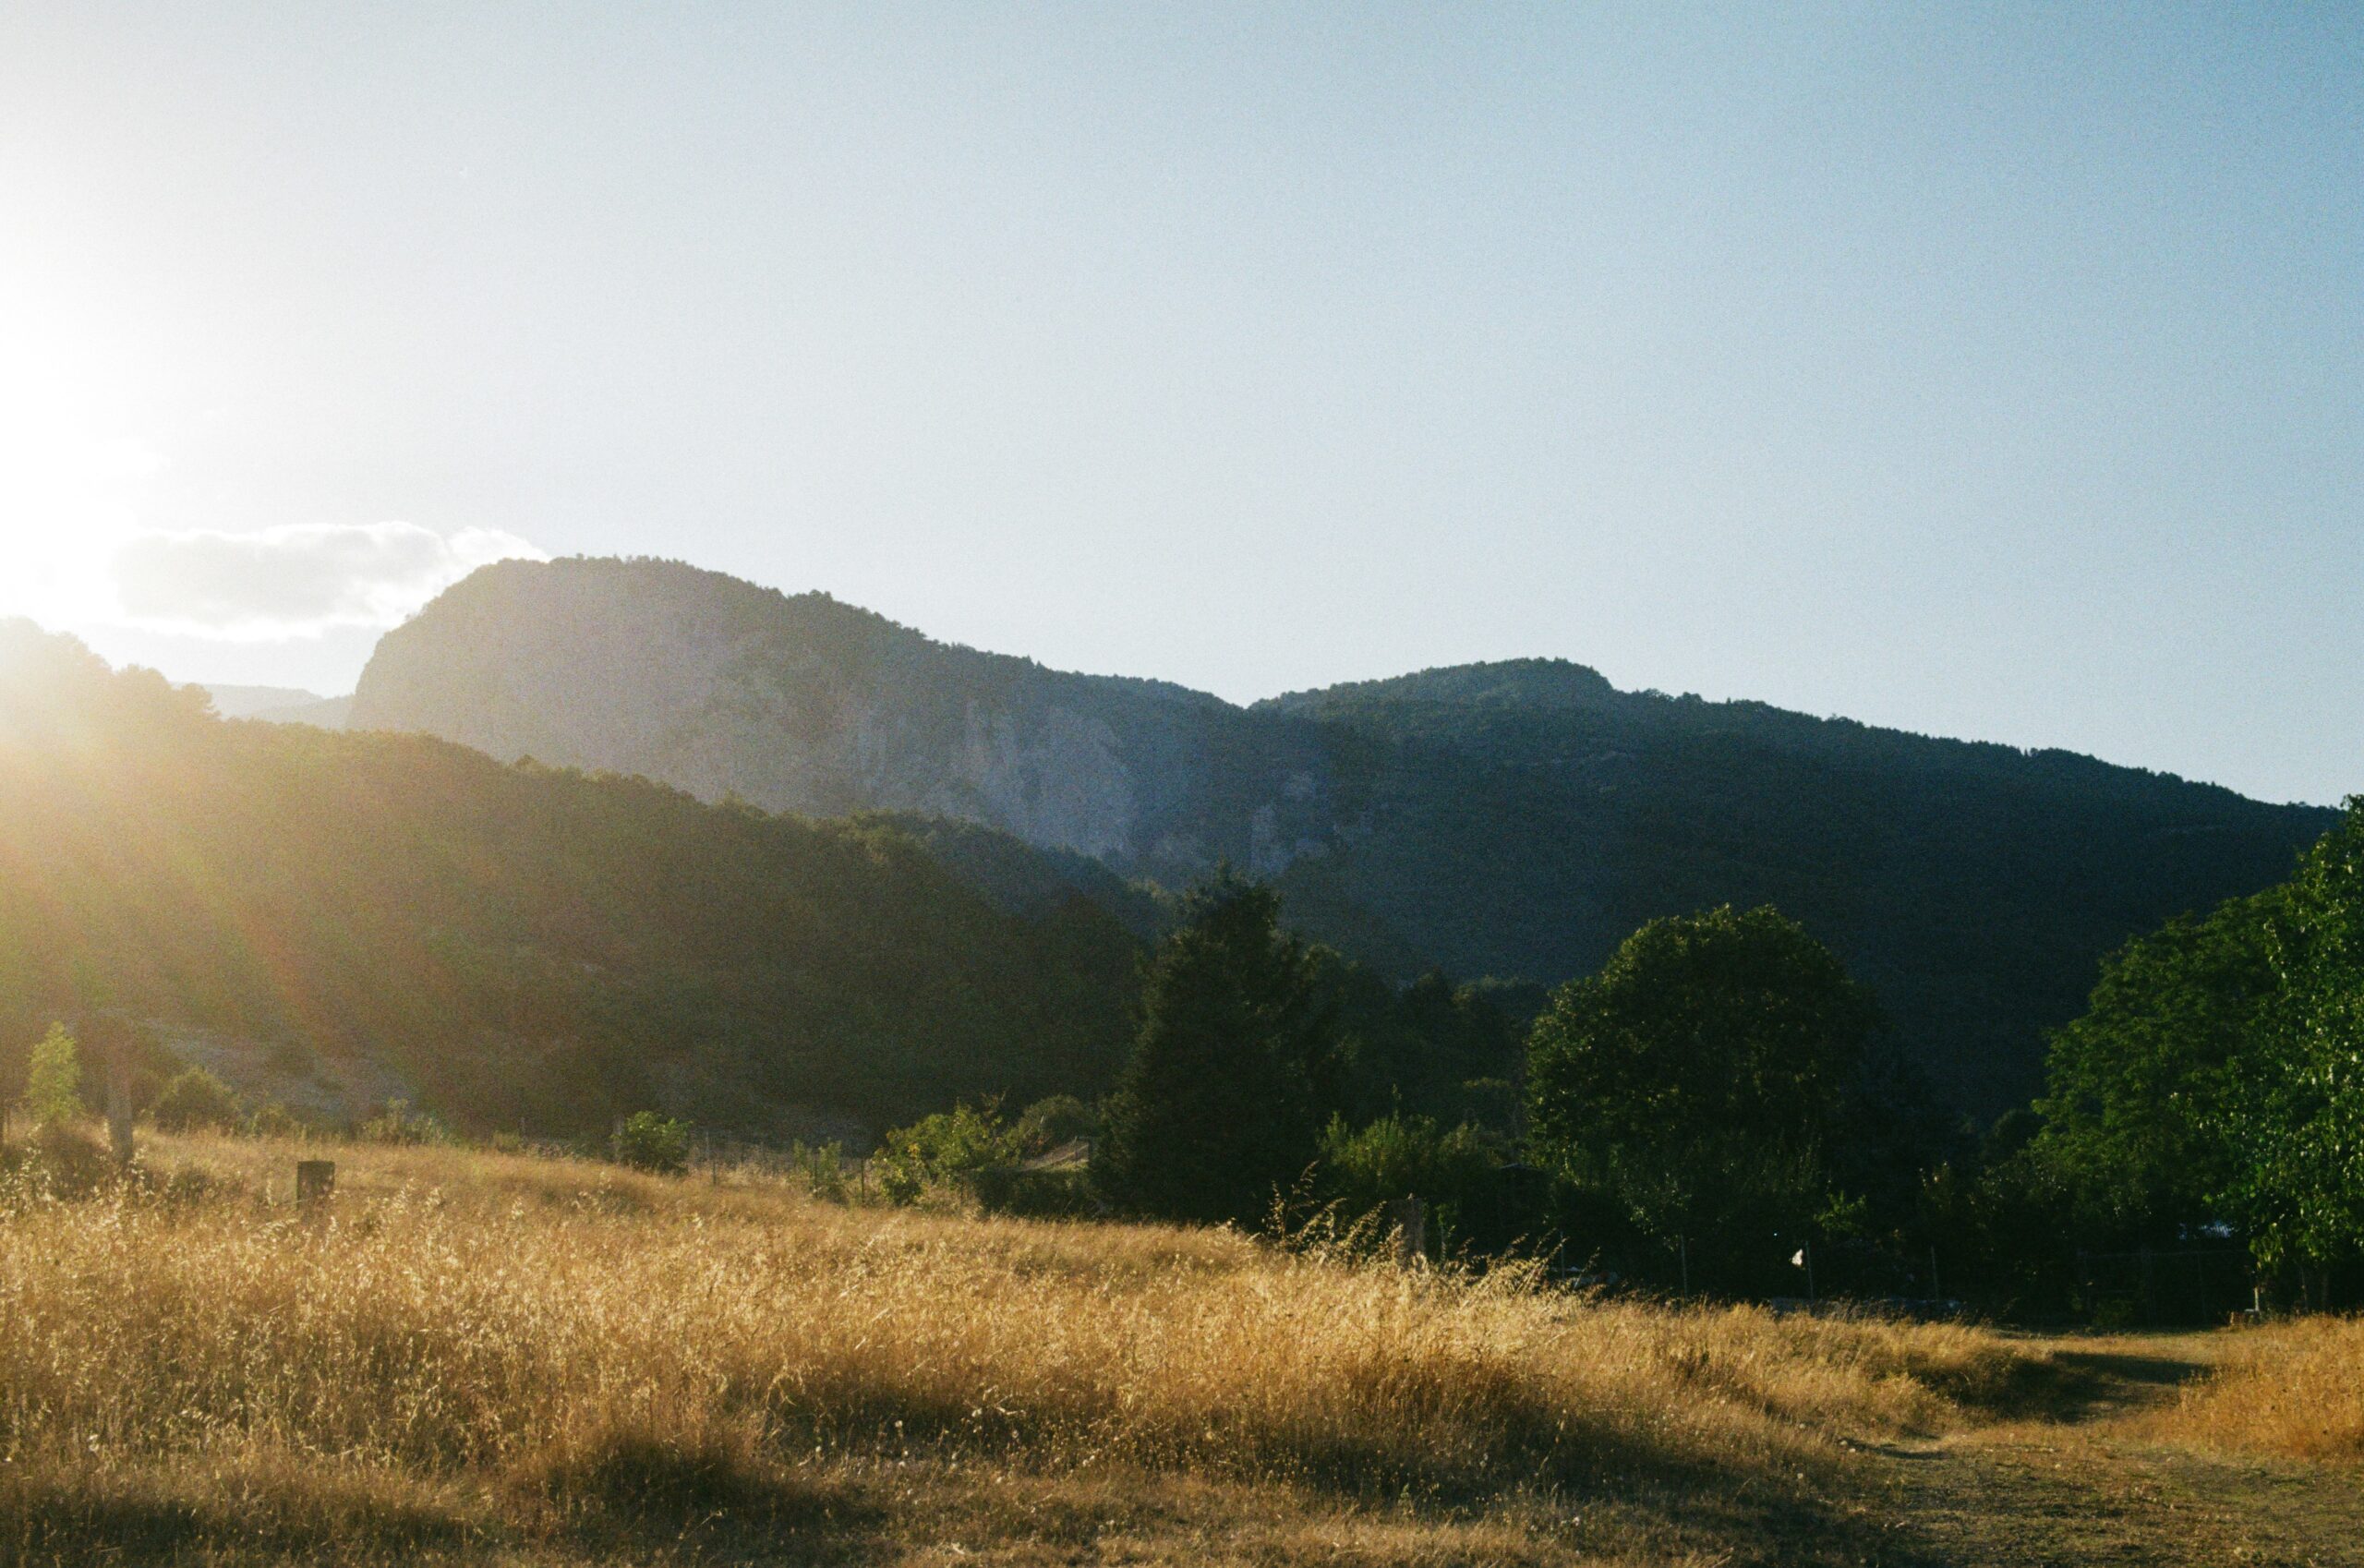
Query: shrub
xmin=1314 ymin=1113 xmax=1509 ymax=1259
xmin=359 ymin=1099 xmax=452 ymax=1146
xmin=970 ymin=1164 xmax=1097 ymax=1218
xmin=611 ymin=1111 xmax=692 ymax=1176
xmin=1320 ymin=1114 xmax=1497 ymax=1204
xmin=20 ymin=1121 xmax=115 ymax=1198
xmin=787 ymin=1140 xmax=850 ymax=1201
xmin=157 ymin=1164 xmax=224 ymax=1207
xmin=1014 ymin=1093 xmax=1099 ymax=1156
xmin=151 ymin=1067 xmax=242 ymax=1132
xmin=247 ymin=1100 xmax=308 ymax=1140
xmin=21 ymin=1024 xmax=82 ymax=1126
xmin=873 ymin=1102 xmax=1025 ymax=1205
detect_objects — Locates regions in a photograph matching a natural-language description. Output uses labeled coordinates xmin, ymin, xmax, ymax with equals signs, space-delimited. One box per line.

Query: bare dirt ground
xmin=1855 ymin=1332 xmax=2361 ymax=1567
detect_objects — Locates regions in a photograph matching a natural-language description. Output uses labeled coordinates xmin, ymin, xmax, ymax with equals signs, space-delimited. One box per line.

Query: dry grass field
xmin=2153 ymin=1314 xmax=2364 ymax=1464
xmin=1 ymin=1130 xmax=2356 ymax=1566
xmin=0 ymin=1129 xmax=2067 ymax=1567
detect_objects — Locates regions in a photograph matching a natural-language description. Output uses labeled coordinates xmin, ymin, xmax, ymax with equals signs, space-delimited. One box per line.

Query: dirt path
xmin=1857 ymin=1333 xmax=2362 ymax=1566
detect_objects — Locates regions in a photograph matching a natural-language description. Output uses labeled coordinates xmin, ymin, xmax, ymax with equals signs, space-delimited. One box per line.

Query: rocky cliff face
xmin=351 ymin=558 xmax=1336 ymax=878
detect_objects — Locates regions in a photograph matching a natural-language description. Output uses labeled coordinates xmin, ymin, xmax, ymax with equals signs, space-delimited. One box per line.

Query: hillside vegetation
xmin=0 ymin=621 xmax=1141 ymax=1136
xmin=1 ymin=1129 xmax=2058 ymax=1567
xmin=350 ymin=557 xmax=2331 ymax=1113
xmin=1260 ymin=662 xmax=2334 ymax=1113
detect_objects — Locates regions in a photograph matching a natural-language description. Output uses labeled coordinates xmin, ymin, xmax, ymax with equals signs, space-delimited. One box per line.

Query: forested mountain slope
xmin=1259 ymin=663 xmax=2337 ymax=1112
xmin=0 ymin=621 xmax=1142 ymax=1136
xmin=351 ymin=558 xmax=2335 ymax=1115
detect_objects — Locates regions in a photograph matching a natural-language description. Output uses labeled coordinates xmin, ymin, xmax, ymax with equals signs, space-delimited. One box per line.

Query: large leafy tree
xmin=2033 ymin=896 xmax=2279 ymax=1241
xmin=1093 ymin=872 xmax=1340 ymax=1225
xmin=2226 ymin=805 xmax=2364 ymax=1281
xmin=1526 ymin=905 xmax=1881 ymax=1267
xmin=2033 ymin=802 xmax=2364 ymax=1293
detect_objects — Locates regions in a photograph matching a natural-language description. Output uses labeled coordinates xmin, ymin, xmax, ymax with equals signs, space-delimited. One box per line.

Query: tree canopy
xmin=1526 ymin=905 xmax=1882 ymax=1275
xmin=2037 ymin=802 xmax=2364 ymax=1291
xmin=2034 ymin=897 xmax=2279 ymax=1241
xmin=1093 ymin=873 xmax=1341 ymax=1225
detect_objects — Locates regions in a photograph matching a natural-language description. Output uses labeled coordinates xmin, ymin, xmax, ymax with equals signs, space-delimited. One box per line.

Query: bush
xmin=873 ymin=1102 xmax=1025 ymax=1206
xmin=970 ymin=1164 xmax=1098 ymax=1218
xmin=358 ymin=1099 xmax=452 ymax=1146
xmin=1320 ymin=1114 xmax=1501 ymax=1210
xmin=787 ymin=1140 xmax=850 ymax=1201
xmin=21 ymin=1024 xmax=82 ymax=1126
xmin=247 ymin=1100 xmax=308 ymax=1140
xmin=155 ymin=1164 xmax=223 ymax=1208
xmin=611 ymin=1111 xmax=692 ymax=1176
xmin=18 ymin=1122 xmax=115 ymax=1198
xmin=151 ymin=1067 xmax=242 ymax=1132
xmin=1014 ymin=1094 xmax=1100 ymax=1156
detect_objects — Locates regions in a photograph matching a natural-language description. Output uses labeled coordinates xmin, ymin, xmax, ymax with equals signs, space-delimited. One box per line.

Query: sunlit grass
xmin=2153 ymin=1315 xmax=2364 ymax=1465
xmin=0 ymin=1130 xmax=2052 ymax=1564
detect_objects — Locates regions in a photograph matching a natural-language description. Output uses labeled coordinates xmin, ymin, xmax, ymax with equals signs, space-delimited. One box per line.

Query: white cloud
xmin=109 ymin=523 xmax=548 ymax=640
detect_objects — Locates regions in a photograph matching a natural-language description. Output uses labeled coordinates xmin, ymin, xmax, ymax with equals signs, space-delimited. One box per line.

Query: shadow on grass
xmin=505 ymin=1427 xmax=888 ymax=1562
xmin=0 ymin=1462 xmax=476 ymax=1566
xmin=2047 ymin=1348 xmax=2209 ymax=1392
xmin=1912 ymin=1340 xmax=2208 ymax=1429
xmin=0 ymin=1445 xmax=891 ymax=1568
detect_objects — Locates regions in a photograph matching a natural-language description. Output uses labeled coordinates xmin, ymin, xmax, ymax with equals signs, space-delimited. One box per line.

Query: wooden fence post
xmin=296 ymin=1160 xmax=336 ymax=1206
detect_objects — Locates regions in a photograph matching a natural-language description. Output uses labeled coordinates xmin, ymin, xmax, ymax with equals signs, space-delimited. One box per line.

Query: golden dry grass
xmin=0 ymin=1131 xmax=2053 ymax=1565
xmin=2153 ymin=1315 xmax=2364 ymax=1465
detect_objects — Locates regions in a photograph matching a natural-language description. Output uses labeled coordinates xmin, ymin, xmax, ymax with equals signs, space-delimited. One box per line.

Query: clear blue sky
xmin=1 ymin=5 xmax=2356 ymax=802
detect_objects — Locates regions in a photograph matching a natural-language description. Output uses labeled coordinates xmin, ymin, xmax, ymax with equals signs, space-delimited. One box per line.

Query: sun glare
xmin=0 ymin=296 xmax=153 ymax=629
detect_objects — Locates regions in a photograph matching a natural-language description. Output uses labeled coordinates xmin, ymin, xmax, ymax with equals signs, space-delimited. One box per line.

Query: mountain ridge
xmin=350 ymin=556 xmax=2337 ymax=1115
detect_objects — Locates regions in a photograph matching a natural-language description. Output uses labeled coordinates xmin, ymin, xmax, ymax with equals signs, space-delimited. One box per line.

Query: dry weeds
xmin=0 ymin=1132 xmax=2050 ymax=1564
xmin=2153 ymin=1314 xmax=2364 ymax=1465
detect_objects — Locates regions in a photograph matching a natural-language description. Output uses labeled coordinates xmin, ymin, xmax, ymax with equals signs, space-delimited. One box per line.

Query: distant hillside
xmin=0 ymin=621 xmax=1143 ymax=1137
xmin=259 ymin=693 xmax=353 ymax=729
xmin=351 ymin=558 xmax=2338 ymax=1115
xmin=202 ymin=684 xmax=353 ymax=730
xmin=202 ymin=683 xmax=323 ymax=718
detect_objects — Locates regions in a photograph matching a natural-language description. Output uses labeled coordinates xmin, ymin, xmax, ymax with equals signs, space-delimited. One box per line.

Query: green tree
xmin=2224 ymin=804 xmax=2364 ymax=1282
xmin=2033 ymin=898 xmax=2275 ymax=1241
xmin=22 ymin=1024 xmax=82 ymax=1125
xmin=1526 ymin=906 xmax=1881 ymax=1274
xmin=1094 ymin=872 xmax=1340 ymax=1225
xmin=2031 ymin=802 xmax=2364 ymax=1296
xmin=151 ymin=1067 xmax=243 ymax=1132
